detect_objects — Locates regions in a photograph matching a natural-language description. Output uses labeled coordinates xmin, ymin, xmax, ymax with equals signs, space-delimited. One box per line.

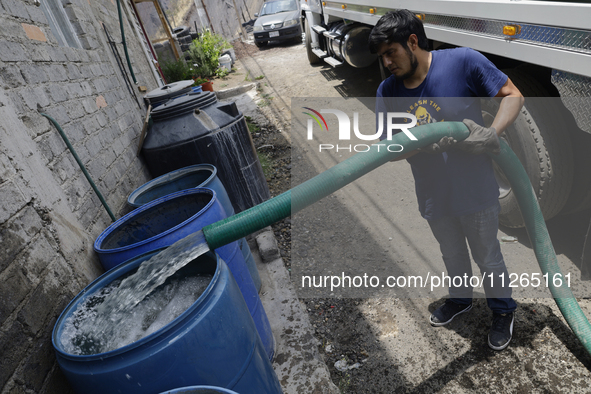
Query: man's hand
xmin=418 ymin=136 xmax=457 ymax=154
xmin=456 ymin=119 xmax=500 ymax=155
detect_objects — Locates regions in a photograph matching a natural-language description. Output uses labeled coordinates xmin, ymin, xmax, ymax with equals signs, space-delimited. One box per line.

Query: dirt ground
xmin=218 ymin=37 xmax=591 ymax=393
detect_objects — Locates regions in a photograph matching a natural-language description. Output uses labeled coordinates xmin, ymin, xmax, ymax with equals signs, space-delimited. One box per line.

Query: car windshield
xmin=259 ymin=0 xmax=297 ymax=16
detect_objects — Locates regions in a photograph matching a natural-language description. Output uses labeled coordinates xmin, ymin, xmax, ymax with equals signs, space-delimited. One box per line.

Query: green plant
xmin=193 ymin=77 xmax=209 ymax=85
xmin=257 ymin=151 xmax=273 ymax=179
xmin=258 ymin=93 xmax=273 ymax=107
xmin=188 ymin=29 xmax=233 ymax=78
xmin=215 ymin=67 xmax=229 ymax=78
xmin=161 ymin=59 xmax=192 ymax=83
xmin=246 ymin=118 xmax=260 ymax=134
xmin=212 ymin=32 xmax=232 ymax=50
xmin=338 ymin=372 xmax=351 ymax=393
xmin=255 ymin=75 xmax=265 ymax=80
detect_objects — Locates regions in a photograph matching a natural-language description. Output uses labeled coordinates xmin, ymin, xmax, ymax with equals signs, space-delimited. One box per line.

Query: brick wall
xmin=0 ymin=0 xmax=159 ymax=392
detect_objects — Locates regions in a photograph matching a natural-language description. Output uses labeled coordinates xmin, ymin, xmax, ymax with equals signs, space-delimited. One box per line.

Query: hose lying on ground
xmin=493 ymin=137 xmax=591 ymax=353
xmin=202 ymin=121 xmax=591 ymax=356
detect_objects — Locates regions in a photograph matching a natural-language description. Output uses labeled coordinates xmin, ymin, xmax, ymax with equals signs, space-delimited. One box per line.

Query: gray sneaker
xmin=429 ymin=300 xmax=473 ymax=326
xmin=488 ymin=312 xmax=514 ymax=351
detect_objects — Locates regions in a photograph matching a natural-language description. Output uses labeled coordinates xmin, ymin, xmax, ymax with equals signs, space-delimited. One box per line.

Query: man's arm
xmin=491 ymin=78 xmax=524 ymax=136
xmin=457 ymin=77 xmax=524 ymax=155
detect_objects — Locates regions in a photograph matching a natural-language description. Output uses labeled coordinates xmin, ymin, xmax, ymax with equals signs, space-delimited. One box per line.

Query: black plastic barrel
xmin=144 ymin=80 xmax=195 ymax=107
xmin=141 ymin=91 xmax=270 ymax=213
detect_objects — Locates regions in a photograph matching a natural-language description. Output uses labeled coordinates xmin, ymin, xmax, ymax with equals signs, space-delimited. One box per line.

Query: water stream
xmin=60 ymin=230 xmax=211 ymax=355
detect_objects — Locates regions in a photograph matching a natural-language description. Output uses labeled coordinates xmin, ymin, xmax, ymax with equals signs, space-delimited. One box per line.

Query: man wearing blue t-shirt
xmin=369 ymin=10 xmax=524 ymax=351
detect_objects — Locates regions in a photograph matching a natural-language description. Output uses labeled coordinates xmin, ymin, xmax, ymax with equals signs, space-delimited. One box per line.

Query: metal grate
xmin=264 ymin=22 xmax=284 ymax=30
xmin=552 ymin=71 xmax=591 ymax=133
xmin=425 ymin=14 xmax=591 ymax=55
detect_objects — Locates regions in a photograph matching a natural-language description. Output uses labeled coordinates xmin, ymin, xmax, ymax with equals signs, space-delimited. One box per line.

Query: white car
xmin=253 ymin=0 xmax=302 ymax=48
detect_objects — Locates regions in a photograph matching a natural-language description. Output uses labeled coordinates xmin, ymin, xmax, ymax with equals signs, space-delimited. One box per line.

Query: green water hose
xmin=41 ymin=113 xmax=116 ymax=222
xmin=202 ymin=121 xmax=591 ymax=355
xmin=116 ymin=0 xmax=138 ymax=85
xmin=203 ymin=121 xmax=464 ymax=249
xmin=494 ymin=138 xmax=591 ymax=353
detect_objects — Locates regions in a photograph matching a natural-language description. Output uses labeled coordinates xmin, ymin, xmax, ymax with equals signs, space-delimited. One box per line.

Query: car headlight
xmin=253 ymin=25 xmax=263 ymax=32
xmin=284 ymin=19 xmax=299 ymax=27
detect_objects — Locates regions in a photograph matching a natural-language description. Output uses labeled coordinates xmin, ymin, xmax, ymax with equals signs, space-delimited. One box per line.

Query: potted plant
xmin=194 ymin=77 xmax=213 ymax=92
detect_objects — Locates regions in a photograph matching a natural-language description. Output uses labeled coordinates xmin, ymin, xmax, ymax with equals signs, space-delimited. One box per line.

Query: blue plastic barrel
xmin=127 ymin=165 xmax=232 ymax=215
xmin=52 ymin=249 xmax=282 ymax=394
xmin=94 ymin=188 xmax=274 ymax=360
xmin=127 ymin=164 xmax=262 ymax=292
xmin=160 ymin=386 xmax=239 ymax=394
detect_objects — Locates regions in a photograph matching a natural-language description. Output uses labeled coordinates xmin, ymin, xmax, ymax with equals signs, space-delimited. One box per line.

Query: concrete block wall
xmin=0 ymin=0 xmax=159 ymax=392
xmin=201 ymin=0 xmax=264 ymax=41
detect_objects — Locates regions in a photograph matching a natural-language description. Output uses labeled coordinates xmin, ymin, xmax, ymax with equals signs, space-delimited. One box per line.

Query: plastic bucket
xmin=160 ymin=386 xmax=239 ymax=394
xmin=127 ymin=164 xmax=261 ymax=292
xmin=52 ymin=249 xmax=282 ymax=394
xmin=94 ymin=188 xmax=274 ymax=359
xmin=218 ymin=54 xmax=232 ymax=72
xmin=221 ymin=48 xmax=236 ymax=64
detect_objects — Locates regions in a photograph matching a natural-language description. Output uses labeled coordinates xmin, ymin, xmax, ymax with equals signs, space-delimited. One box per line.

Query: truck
xmin=300 ymin=0 xmax=591 ymax=274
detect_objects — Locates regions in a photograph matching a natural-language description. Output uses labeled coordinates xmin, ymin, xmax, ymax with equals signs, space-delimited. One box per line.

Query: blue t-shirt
xmin=376 ymin=47 xmax=508 ymax=220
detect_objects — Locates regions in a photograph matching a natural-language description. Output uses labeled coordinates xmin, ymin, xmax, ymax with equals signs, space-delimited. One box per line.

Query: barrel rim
xmin=159 ymin=385 xmax=240 ymax=394
xmin=145 ymin=80 xmax=194 ymax=100
xmin=52 ymin=248 xmax=222 ymax=360
xmin=94 ymin=188 xmax=217 ymax=255
xmin=127 ymin=164 xmax=217 ymax=208
xmin=151 ymin=91 xmax=218 ymax=121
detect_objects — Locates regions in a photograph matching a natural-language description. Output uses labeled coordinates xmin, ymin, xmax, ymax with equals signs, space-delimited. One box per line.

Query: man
xmin=369 ymin=10 xmax=524 ymax=351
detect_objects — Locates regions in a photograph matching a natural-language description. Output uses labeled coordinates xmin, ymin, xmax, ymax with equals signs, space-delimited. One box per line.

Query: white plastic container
xmin=222 ymin=48 xmax=236 ymax=64
xmin=218 ymin=54 xmax=232 ymax=72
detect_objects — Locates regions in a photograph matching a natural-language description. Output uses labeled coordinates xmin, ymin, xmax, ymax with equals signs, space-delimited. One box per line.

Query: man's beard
xmin=397 ymin=48 xmax=419 ymax=81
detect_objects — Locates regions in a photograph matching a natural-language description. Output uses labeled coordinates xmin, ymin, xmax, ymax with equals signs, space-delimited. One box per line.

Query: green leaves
xmin=161 ymin=59 xmax=192 ymax=83
xmin=188 ymin=29 xmax=232 ymax=78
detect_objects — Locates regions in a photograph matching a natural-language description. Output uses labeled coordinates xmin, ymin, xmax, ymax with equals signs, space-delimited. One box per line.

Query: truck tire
xmin=255 ymin=40 xmax=267 ymax=48
xmin=173 ymin=26 xmax=190 ymax=38
xmin=305 ymin=20 xmax=321 ymax=64
xmin=179 ymin=35 xmax=193 ymax=44
xmin=486 ymin=67 xmax=574 ymax=228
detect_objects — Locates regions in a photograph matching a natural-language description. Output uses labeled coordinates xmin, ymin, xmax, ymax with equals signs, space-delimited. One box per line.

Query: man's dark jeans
xmin=428 ymin=202 xmax=517 ymax=314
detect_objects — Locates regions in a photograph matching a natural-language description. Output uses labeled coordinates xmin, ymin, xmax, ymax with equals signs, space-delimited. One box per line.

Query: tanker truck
xmin=299 ymin=0 xmax=591 ymax=274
